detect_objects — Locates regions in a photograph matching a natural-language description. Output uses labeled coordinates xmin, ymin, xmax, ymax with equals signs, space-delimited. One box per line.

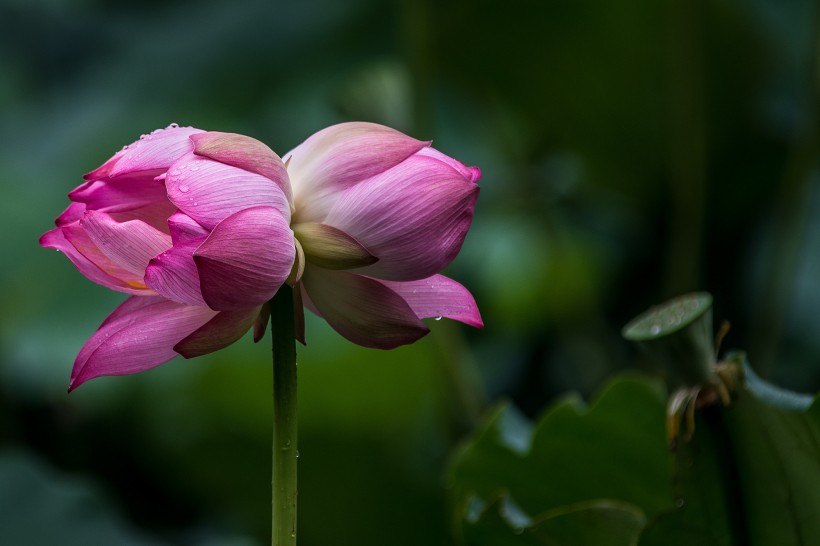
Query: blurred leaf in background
xmin=449 ymin=370 xmax=820 ymax=545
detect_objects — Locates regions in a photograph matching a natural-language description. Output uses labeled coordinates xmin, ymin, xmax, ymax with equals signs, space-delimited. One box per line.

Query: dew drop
xmin=434 ymin=316 xmax=443 ymax=321
xmin=179 ymin=184 xmax=190 ymax=193
xmin=650 ymin=324 xmax=661 ymax=335
xmin=167 ymin=122 xmax=179 ymax=129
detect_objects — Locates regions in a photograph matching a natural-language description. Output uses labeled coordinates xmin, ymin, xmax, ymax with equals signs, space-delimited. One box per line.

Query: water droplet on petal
xmin=434 ymin=316 xmax=443 ymax=321
xmin=179 ymin=184 xmax=190 ymax=193
xmin=167 ymin=122 xmax=179 ymax=129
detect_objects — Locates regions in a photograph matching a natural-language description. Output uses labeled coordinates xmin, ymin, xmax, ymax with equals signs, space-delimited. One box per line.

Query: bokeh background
xmin=1 ymin=0 xmax=819 ymax=544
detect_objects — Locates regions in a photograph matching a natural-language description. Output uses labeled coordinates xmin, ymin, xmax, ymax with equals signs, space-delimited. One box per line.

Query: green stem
xmin=270 ymin=285 xmax=297 ymax=545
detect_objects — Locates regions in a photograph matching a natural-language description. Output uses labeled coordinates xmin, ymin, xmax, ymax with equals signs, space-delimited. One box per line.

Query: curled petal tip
xmin=191 ymin=132 xmax=291 ymax=204
xmin=377 ymin=275 xmax=483 ymax=329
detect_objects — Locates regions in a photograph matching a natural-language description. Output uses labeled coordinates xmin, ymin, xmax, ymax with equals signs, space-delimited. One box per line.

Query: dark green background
xmin=1 ymin=0 xmax=818 ymax=544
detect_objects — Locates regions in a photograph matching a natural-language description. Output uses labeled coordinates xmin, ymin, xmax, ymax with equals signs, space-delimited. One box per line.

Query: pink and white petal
xmin=69 ymin=174 xmax=169 ymax=213
xmin=80 ymin=210 xmax=172 ymax=277
xmin=301 ymin=267 xmax=429 ymax=349
xmin=376 ymin=274 xmax=483 ymax=328
xmin=191 ymin=132 xmax=292 ymax=205
xmin=167 ymin=210 xmax=209 ymax=244
xmin=285 ymin=122 xmax=429 ymax=223
xmin=69 ymin=298 xmax=218 ymax=391
xmin=325 ymin=153 xmax=479 ymax=281
xmin=416 ymin=147 xmax=482 ymax=182
xmin=194 ymin=206 xmax=295 ymax=310
xmin=174 ymin=306 xmax=260 ymax=358
xmin=40 ymin=226 xmax=149 ymax=294
xmin=166 ymin=152 xmax=291 ymax=230
xmin=84 ymin=125 xmax=204 ymax=180
xmin=144 ymin=237 xmax=208 ymax=307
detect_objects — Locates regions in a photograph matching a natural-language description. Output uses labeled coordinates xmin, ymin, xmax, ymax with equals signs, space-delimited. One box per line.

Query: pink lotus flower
xmin=41 ymin=122 xmax=482 ymax=390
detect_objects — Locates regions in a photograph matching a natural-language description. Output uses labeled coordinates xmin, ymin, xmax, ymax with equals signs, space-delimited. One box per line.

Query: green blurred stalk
xmin=664 ymin=0 xmax=706 ymax=295
xmin=270 ymin=285 xmax=298 ymax=546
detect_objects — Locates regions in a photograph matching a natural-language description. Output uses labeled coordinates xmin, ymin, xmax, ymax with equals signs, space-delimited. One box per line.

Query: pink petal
xmin=174 ymin=307 xmax=259 ymax=358
xmin=69 ymin=174 xmax=169 ymax=213
xmin=56 ymin=202 xmax=86 ymax=226
xmin=98 ymin=295 xmax=166 ymax=328
xmin=69 ymin=297 xmax=218 ymax=390
xmin=167 ymin=210 xmax=209 ymax=244
xmin=84 ymin=125 xmax=203 ymax=180
xmin=376 ymin=274 xmax=483 ymax=328
xmin=107 ymin=201 xmax=176 ymax=233
xmin=285 ymin=122 xmax=429 ymax=223
xmin=80 ymin=210 xmax=172 ymax=277
xmin=194 ymin=206 xmax=295 ymax=310
xmin=300 ymin=281 xmax=322 ymax=317
xmin=144 ymin=237 xmax=208 ymax=307
xmin=324 ymin=153 xmax=479 ymax=281
xmin=40 ymin=226 xmax=149 ymax=294
xmin=301 ymin=267 xmax=429 ymax=349
xmin=416 ymin=147 xmax=482 ymax=182
xmin=166 ymin=152 xmax=291 ymax=230
xmin=191 ymin=132 xmax=292 ymax=205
